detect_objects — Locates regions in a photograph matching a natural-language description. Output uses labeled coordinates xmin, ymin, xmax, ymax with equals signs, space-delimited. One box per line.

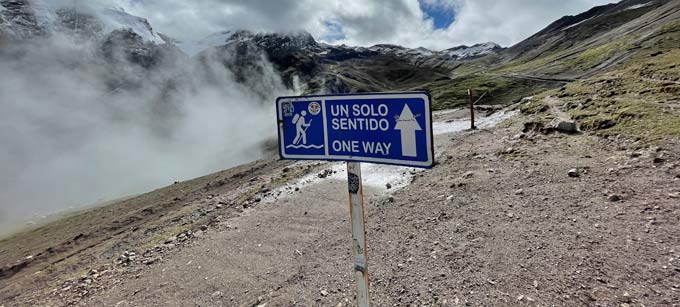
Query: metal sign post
xmin=347 ymin=161 xmax=370 ymax=306
xmin=275 ymin=92 xmax=434 ymax=306
xmin=468 ymin=89 xmax=476 ymax=129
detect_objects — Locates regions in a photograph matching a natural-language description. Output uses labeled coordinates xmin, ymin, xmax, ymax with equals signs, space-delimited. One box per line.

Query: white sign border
xmin=276 ymin=92 xmax=434 ymax=168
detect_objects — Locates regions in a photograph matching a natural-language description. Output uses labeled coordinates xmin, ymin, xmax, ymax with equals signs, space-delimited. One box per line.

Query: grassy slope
xmin=522 ymin=20 xmax=680 ymax=145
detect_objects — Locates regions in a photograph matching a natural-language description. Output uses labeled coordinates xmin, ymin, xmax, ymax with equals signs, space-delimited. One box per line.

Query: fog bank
xmin=0 ymin=34 xmax=292 ymax=236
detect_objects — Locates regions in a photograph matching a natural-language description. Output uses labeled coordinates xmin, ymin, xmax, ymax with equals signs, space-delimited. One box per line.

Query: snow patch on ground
xmin=562 ymin=17 xmax=594 ymax=30
xmin=624 ymin=2 xmax=653 ymax=11
xmin=433 ymin=110 xmax=518 ymax=135
xmin=266 ymin=110 xmax=518 ymax=202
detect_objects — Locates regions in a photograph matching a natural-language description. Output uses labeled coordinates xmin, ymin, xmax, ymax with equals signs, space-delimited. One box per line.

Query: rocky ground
xmin=1 ymin=102 xmax=679 ymax=307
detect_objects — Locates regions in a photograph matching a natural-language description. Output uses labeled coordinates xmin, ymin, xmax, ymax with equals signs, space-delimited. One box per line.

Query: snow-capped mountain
xmin=0 ymin=0 xmax=47 ymax=39
xmin=442 ymin=42 xmax=502 ymax=59
xmin=364 ymin=42 xmax=500 ymax=61
xmin=181 ymin=29 xmax=502 ymax=63
xmin=1 ymin=0 xmax=505 ymax=96
xmin=0 ymin=0 xmax=165 ymax=44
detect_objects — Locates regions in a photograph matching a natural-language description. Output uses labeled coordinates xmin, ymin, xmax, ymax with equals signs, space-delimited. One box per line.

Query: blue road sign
xmin=276 ymin=92 xmax=433 ymax=168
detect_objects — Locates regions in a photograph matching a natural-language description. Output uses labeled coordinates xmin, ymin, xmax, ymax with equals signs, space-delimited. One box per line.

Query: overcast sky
xmin=108 ymin=0 xmax=614 ymax=50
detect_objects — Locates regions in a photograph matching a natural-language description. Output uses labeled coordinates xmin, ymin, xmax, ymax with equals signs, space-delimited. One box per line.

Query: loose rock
xmin=568 ymin=169 xmax=580 ymax=178
xmin=556 ymin=121 xmax=578 ymax=133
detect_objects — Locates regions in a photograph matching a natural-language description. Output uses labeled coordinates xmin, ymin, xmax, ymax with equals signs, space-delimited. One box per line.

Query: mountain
xmin=416 ymin=0 xmax=680 ymax=109
xmin=0 ymin=0 xmax=165 ymax=43
xmin=442 ymin=42 xmax=502 ymax=59
xmin=3 ymin=0 xmax=678 ymax=110
xmin=492 ymin=0 xmax=678 ymax=78
xmin=0 ymin=0 xmax=505 ymax=102
xmin=181 ymin=29 xmax=504 ymax=96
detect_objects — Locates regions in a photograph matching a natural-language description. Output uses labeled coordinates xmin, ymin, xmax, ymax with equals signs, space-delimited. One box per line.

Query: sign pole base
xmin=347 ymin=162 xmax=370 ymax=307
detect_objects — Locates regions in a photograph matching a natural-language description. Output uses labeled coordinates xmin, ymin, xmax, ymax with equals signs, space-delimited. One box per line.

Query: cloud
xmin=110 ymin=0 xmax=614 ymax=50
xmin=0 ymin=33 xmax=292 ymax=235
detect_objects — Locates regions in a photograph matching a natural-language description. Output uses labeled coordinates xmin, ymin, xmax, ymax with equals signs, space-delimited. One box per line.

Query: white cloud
xmin=107 ymin=0 xmax=614 ymax=50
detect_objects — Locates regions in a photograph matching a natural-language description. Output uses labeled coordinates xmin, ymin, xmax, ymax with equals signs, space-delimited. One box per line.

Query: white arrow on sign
xmin=394 ymin=104 xmax=422 ymax=157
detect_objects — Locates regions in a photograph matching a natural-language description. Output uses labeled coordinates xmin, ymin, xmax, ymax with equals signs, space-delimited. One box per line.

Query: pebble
xmin=211 ymin=291 xmax=223 ymax=298
xmin=320 ymin=289 xmax=329 ymax=296
xmin=608 ymin=194 xmax=622 ymax=202
xmin=385 ymin=183 xmax=392 ymax=189
xmin=568 ymin=168 xmax=579 ymax=177
xmin=165 ymin=236 xmax=176 ymax=244
xmin=514 ymin=189 xmax=524 ymax=195
xmin=462 ymin=171 xmax=474 ymax=179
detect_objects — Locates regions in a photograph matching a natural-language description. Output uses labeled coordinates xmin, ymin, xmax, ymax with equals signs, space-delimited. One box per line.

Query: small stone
xmin=462 ymin=171 xmax=474 ymax=179
xmin=385 ymin=183 xmax=392 ymax=189
xmin=199 ymin=225 xmax=208 ymax=231
xmin=211 ymin=291 xmax=223 ymax=298
xmin=320 ymin=289 xmax=329 ymax=297
xmin=517 ymin=295 xmax=524 ymax=301
xmin=568 ymin=168 xmax=579 ymax=177
xmin=669 ymin=193 xmax=680 ymax=199
xmin=514 ymin=189 xmax=524 ymax=195
xmin=608 ymin=194 xmax=622 ymax=202
xmin=507 ymin=212 xmax=514 ymax=218
xmin=165 ymin=236 xmax=176 ymax=244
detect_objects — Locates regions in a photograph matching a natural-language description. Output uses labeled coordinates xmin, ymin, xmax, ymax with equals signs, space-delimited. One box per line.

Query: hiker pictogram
xmin=286 ymin=109 xmax=323 ymax=150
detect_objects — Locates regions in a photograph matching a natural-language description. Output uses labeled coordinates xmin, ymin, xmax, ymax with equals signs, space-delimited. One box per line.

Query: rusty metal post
xmin=468 ymin=89 xmax=476 ymax=130
xmin=347 ymin=162 xmax=370 ymax=307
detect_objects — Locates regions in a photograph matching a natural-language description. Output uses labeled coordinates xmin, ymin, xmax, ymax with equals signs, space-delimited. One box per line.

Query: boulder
xmin=556 ymin=121 xmax=578 ymax=133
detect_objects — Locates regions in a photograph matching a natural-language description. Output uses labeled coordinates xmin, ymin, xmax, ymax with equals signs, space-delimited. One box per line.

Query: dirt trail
xmin=81 ymin=109 xmax=491 ymax=307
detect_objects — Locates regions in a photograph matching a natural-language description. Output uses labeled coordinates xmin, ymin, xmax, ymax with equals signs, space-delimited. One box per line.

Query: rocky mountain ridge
xmin=0 ymin=0 xmax=504 ymax=96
